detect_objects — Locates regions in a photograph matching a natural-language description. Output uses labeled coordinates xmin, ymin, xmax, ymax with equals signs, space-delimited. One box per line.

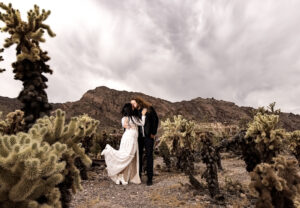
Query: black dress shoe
xmin=147 ymin=180 xmax=153 ymax=186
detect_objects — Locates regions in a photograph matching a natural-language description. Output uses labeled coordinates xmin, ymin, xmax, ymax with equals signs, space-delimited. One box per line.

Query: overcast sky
xmin=0 ymin=0 xmax=299 ymax=114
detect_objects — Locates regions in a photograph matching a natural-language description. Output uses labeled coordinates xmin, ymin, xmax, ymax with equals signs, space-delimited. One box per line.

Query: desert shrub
xmin=219 ymin=110 xmax=287 ymax=172
xmin=0 ymin=132 xmax=67 ymax=208
xmin=287 ymin=130 xmax=300 ymax=165
xmin=255 ymin=102 xmax=281 ymax=115
xmin=160 ymin=116 xmax=224 ymax=200
xmin=158 ymin=140 xmax=171 ymax=171
xmin=195 ymin=122 xmax=239 ymax=145
xmin=224 ymin=176 xmax=243 ymax=195
xmin=160 ymin=115 xmax=197 ymax=174
xmin=245 ymin=112 xmax=286 ymax=166
xmin=219 ymin=129 xmax=261 ymax=172
xmin=0 ymin=110 xmax=25 ymax=135
xmin=238 ymin=117 xmax=251 ymax=129
xmin=249 ymin=155 xmax=300 ymax=208
xmin=30 ymin=109 xmax=99 ymax=208
xmin=0 ymin=3 xmax=56 ymax=130
xmin=199 ymin=132 xmax=223 ymax=199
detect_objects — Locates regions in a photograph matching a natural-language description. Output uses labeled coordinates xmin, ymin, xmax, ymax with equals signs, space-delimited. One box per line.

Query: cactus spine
xmin=0 ymin=110 xmax=25 ymax=135
xmin=249 ymin=156 xmax=300 ymax=208
xmin=0 ymin=131 xmax=67 ymax=208
xmin=32 ymin=109 xmax=99 ymax=208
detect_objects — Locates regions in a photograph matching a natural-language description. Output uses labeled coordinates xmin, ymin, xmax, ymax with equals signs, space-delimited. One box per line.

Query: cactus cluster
xmin=219 ymin=111 xmax=287 ymax=172
xmin=255 ymin=102 xmax=281 ymax=115
xmin=0 ymin=3 xmax=56 ymax=130
xmin=249 ymin=155 xmax=300 ymax=208
xmin=0 ymin=3 xmax=100 ymax=207
xmin=219 ymin=129 xmax=262 ymax=172
xmin=245 ymin=112 xmax=286 ymax=165
xmin=0 ymin=110 xmax=25 ymax=135
xmin=0 ymin=109 xmax=99 ymax=207
xmin=160 ymin=115 xmax=197 ymax=173
xmin=31 ymin=109 xmax=99 ymax=208
xmin=33 ymin=109 xmax=99 ymax=169
xmin=0 ymin=130 xmax=67 ymax=208
xmin=287 ymin=130 xmax=300 ymax=165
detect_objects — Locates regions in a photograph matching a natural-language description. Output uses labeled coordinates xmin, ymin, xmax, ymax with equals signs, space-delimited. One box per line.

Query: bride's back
xmin=122 ymin=116 xmax=140 ymax=130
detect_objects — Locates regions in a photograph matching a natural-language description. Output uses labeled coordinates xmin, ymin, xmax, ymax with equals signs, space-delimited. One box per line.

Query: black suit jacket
xmin=138 ymin=106 xmax=159 ymax=138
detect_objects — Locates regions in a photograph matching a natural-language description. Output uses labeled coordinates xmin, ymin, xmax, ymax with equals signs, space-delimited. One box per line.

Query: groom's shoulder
xmin=148 ymin=105 xmax=156 ymax=111
xmin=148 ymin=106 xmax=158 ymax=116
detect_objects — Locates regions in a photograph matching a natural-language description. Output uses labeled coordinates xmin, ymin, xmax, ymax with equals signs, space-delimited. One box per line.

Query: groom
xmin=131 ymin=97 xmax=159 ymax=186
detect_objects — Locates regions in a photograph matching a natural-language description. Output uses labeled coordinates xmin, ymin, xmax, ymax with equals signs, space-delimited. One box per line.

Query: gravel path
xmin=70 ymin=155 xmax=255 ymax=208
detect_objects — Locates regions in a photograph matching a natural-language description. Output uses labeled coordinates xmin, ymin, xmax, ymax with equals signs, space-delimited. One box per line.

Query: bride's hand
xmin=142 ymin=108 xmax=147 ymax=115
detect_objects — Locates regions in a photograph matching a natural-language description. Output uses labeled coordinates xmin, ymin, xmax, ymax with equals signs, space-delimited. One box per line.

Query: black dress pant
xmin=138 ymin=135 xmax=154 ymax=181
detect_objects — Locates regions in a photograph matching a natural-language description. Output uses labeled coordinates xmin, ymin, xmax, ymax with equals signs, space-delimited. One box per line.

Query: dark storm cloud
xmin=0 ymin=0 xmax=300 ymax=114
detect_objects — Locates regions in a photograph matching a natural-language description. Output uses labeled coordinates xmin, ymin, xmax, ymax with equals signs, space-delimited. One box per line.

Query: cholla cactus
xmin=29 ymin=109 xmax=99 ymax=208
xmin=0 ymin=110 xmax=25 ymax=135
xmin=245 ymin=112 xmax=286 ymax=165
xmin=287 ymin=130 xmax=300 ymax=165
xmin=0 ymin=132 xmax=67 ymax=208
xmin=218 ymin=110 xmax=286 ymax=172
xmin=255 ymin=102 xmax=281 ymax=115
xmin=161 ymin=115 xmax=197 ymax=151
xmin=219 ymin=129 xmax=262 ymax=172
xmin=267 ymin=102 xmax=281 ymax=114
xmin=158 ymin=141 xmax=171 ymax=171
xmin=33 ymin=109 xmax=99 ymax=168
xmin=160 ymin=115 xmax=197 ymax=173
xmin=0 ymin=3 xmax=56 ymax=130
xmin=249 ymin=155 xmax=300 ymax=208
xmin=200 ymin=133 xmax=223 ymax=199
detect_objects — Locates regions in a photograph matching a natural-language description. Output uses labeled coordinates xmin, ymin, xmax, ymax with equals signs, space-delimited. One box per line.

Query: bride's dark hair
xmin=121 ymin=103 xmax=140 ymax=125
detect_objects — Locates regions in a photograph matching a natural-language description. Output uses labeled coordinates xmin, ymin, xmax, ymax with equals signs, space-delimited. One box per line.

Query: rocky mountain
xmin=1 ymin=86 xmax=300 ymax=131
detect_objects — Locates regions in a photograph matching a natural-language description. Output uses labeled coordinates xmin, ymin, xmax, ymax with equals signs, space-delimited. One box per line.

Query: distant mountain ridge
xmin=1 ymin=86 xmax=300 ymax=131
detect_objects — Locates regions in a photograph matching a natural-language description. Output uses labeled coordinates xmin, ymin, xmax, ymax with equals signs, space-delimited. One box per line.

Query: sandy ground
xmin=70 ymin=153 xmax=256 ymax=208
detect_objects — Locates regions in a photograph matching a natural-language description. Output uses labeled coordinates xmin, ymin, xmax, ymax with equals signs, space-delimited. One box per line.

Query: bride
xmin=101 ymin=103 xmax=147 ymax=185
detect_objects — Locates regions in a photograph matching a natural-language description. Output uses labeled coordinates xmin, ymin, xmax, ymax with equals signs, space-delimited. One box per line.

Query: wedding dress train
xmin=101 ymin=115 xmax=145 ymax=184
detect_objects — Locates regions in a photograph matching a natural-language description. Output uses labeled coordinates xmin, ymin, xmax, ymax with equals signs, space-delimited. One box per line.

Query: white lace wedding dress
xmin=101 ymin=115 xmax=146 ymax=184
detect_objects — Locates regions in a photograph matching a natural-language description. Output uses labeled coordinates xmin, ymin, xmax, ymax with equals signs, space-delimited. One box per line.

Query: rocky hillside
xmin=1 ymin=86 xmax=300 ymax=131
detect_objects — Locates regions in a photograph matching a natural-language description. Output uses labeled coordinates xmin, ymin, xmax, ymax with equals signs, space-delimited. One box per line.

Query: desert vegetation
xmin=0 ymin=2 xmax=300 ymax=208
xmin=0 ymin=2 xmax=55 ymax=131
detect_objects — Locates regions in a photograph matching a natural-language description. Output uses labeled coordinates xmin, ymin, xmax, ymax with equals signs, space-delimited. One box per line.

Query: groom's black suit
xmin=137 ymin=106 xmax=159 ymax=182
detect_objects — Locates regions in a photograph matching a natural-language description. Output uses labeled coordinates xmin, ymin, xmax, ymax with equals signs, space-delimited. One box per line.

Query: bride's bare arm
xmin=122 ymin=117 xmax=130 ymax=129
